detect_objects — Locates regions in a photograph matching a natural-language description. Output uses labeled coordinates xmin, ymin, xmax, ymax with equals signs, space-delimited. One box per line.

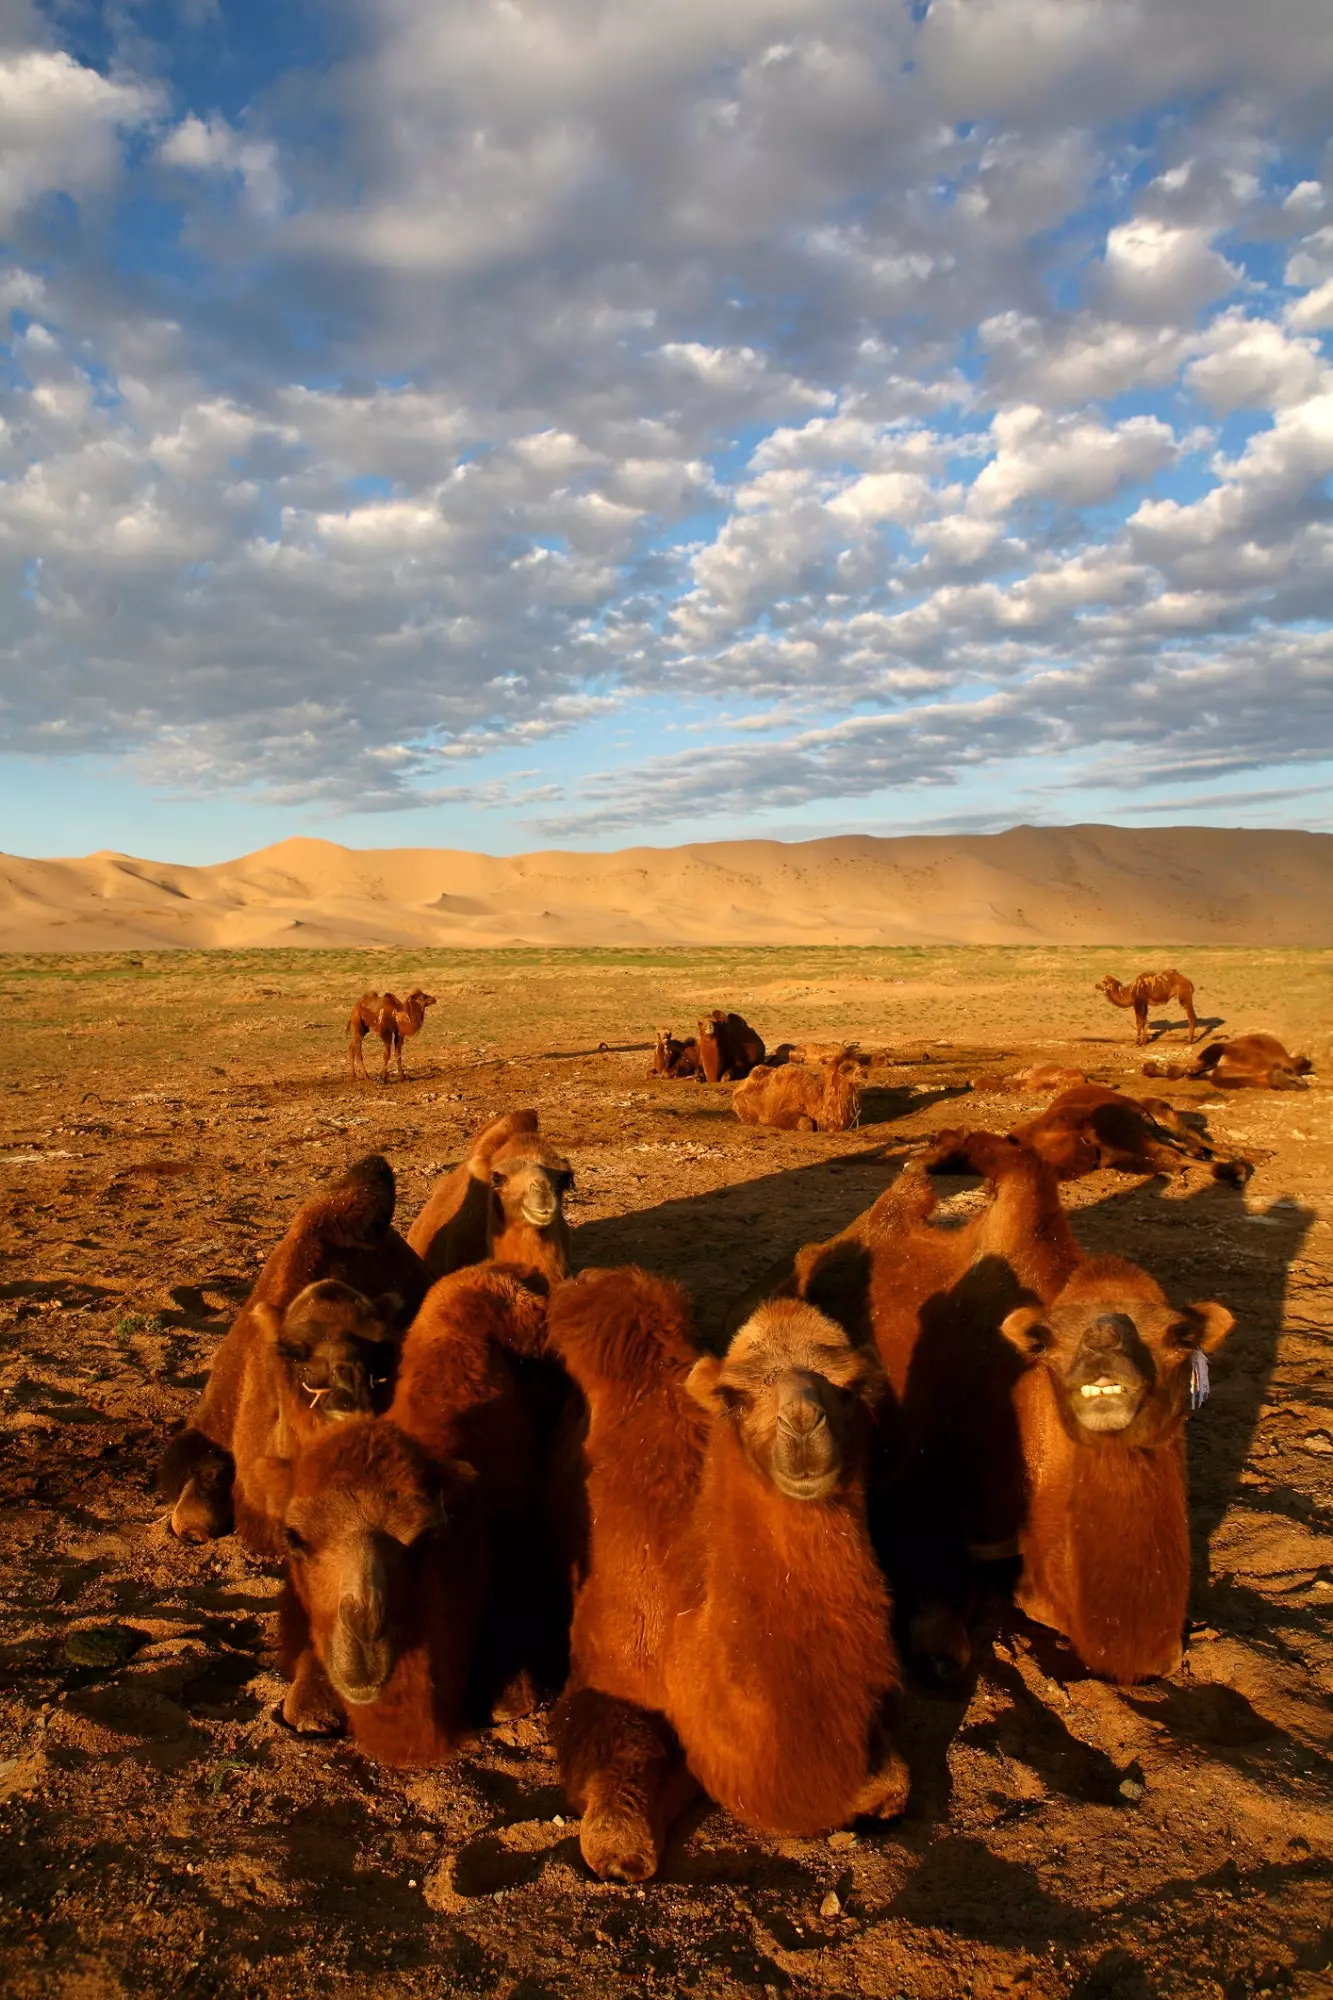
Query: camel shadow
xmin=1146 ymin=1013 xmax=1225 ymax=1043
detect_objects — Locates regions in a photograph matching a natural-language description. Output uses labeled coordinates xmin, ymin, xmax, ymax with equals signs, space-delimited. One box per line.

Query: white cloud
xmin=969 ymin=406 xmax=1178 ymax=515
xmin=0 ymin=47 xmax=157 ymax=228
xmin=158 ymin=113 xmax=284 ymax=216
xmin=1100 ymin=219 xmax=1240 ymax=321
xmin=1185 ymin=309 xmax=1327 ymax=411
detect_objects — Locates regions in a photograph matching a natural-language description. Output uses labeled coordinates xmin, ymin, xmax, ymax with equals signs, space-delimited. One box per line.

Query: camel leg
xmin=395 ymin=1030 xmax=407 ymax=1081
xmin=379 ymin=1031 xmax=392 ymax=1085
xmin=1134 ymin=1001 xmax=1148 ymax=1045
xmin=852 ymin=1707 xmax=911 ymax=1822
xmin=553 ymin=1686 xmax=694 ymax=1884
xmin=1183 ymin=994 xmax=1198 ymax=1042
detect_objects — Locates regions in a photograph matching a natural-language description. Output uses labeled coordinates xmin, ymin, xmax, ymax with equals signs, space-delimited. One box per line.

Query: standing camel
xmin=1096 ymin=969 xmax=1197 ymax=1045
xmin=347 ymin=989 xmax=436 ymax=1082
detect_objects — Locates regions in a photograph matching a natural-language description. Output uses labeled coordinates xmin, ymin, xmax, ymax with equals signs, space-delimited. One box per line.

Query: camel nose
xmin=778 ymin=1381 xmax=828 ymax=1437
xmin=1086 ymin=1313 xmax=1134 ymax=1353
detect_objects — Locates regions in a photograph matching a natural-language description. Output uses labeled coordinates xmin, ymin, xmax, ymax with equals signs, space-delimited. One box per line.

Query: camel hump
xmin=308 ymin=1153 xmax=397 ymax=1245
xmin=548 ymin=1265 xmax=696 ymax=1390
xmin=466 ymin=1108 xmax=541 ymax=1170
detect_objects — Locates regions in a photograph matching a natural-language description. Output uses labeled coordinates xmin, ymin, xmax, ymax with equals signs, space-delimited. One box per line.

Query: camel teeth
xmin=1078 ymin=1382 xmax=1125 ymax=1398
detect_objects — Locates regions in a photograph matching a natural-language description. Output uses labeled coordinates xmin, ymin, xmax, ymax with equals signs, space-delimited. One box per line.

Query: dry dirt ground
xmin=1 ymin=945 xmax=1330 ymax=2000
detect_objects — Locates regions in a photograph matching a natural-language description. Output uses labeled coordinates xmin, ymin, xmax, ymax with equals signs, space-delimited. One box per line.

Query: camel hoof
xmin=854 ymin=1747 xmax=911 ymax=1822
xmin=282 ymin=1682 xmax=346 ymax=1736
xmin=579 ymin=1804 xmax=660 ymax=1884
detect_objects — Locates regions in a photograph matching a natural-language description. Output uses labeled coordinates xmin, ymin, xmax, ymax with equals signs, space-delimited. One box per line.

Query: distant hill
xmin=1 ymin=825 xmax=1330 ymax=950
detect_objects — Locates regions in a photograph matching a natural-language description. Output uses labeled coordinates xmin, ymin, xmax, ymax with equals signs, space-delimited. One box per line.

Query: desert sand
xmin=0 ymin=822 xmax=1331 ymax=951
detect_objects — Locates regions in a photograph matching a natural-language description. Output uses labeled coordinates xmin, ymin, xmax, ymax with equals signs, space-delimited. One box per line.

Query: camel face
xmin=408 ymin=990 xmax=437 ymax=1012
xmin=492 ymin=1150 xmax=573 ymax=1232
xmin=279 ymin=1422 xmax=449 ymax=1707
xmin=1003 ymin=1283 xmax=1233 ymax=1441
xmin=700 ymin=1299 xmax=884 ymax=1501
xmin=273 ymin=1280 xmax=399 ymax=1420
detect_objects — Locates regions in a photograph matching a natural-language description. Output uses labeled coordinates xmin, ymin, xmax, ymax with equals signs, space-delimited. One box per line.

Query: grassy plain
xmin=1 ymin=947 xmax=1330 ymax=2000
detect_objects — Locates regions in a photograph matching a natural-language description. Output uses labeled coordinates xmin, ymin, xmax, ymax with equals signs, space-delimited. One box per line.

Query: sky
xmin=1 ymin=0 xmax=1332 ymax=863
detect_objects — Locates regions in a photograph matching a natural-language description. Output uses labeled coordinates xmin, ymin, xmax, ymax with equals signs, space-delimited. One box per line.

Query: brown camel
xmin=1008 ymin=1084 xmax=1250 ymax=1184
xmin=548 ymin=1268 xmax=908 ymax=1883
xmin=1144 ymin=1033 xmax=1313 ymax=1090
xmin=971 ymin=1064 xmax=1089 ymax=1096
xmin=785 ymin=1132 xmax=1232 ymax=1685
xmin=157 ymin=1155 xmax=430 ymax=1544
xmin=270 ymin=1263 xmax=560 ymax=1751
xmin=407 ymin=1110 xmax=574 ymax=1282
xmin=696 ymin=1009 xmax=766 ymax=1083
xmin=348 ymin=988 xmax=436 ymax=1082
xmin=732 ymin=1051 xmax=865 ymax=1132
xmin=1097 ymin=969 xmax=1197 ymax=1045
xmin=651 ymin=1027 xmax=702 ymax=1078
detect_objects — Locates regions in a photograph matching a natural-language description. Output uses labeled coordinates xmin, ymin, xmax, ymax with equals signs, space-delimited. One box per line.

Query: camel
xmin=1007 ymin=1085 xmax=1251 ymax=1184
xmin=407 ymin=1110 xmax=573 ymax=1282
xmin=1144 ymin=1033 xmax=1313 ymax=1090
xmin=971 ymin=1065 xmax=1089 ymax=1096
xmin=696 ymin=1010 xmax=766 ymax=1083
xmin=547 ymin=1267 xmax=908 ymax=1883
xmin=1096 ymin=969 xmax=1197 ymax=1045
xmin=786 ymin=1132 xmax=1233 ymax=1685
xmin=348 ymin=989 xmax=437 ymax=1082
xmin=732 ymin=1051 xmax=865 ymax=1132
xmin=651 ymin=1028 xmax=701 ymax=1078
xmin=158 ymin=1155 xmax=430 ymax=1544
xmin=269 ymin=1263 xmax=561 ymax=1752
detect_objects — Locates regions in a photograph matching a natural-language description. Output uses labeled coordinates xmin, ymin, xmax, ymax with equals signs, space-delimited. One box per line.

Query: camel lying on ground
xmin=407 ymin=1110 xmax=573 ymax=1282
xmin=786 ymin=1132 xmax=1233 ymax=1684
xmin=1096 ymin=969 xmax=1197 ymax=1045
xmin=732 ymin=1051 xmax=866 ymax=1132
xmin=1144 ymin=1032 xmax=1313 ymax=1090
xmin=651 ymin=1027 xmax=701 ymax=1078
xmin=548 ymin=1267 xmax=908 ymax=1883
xmin=348 ymin=989 xmax=436 ymax=1082
xmin=971 ymin=1064 xmax=1089 ymax=1096
xmin=270 ymin=1264 xmax=560 ymax=1752
xmin=697 ymin=1010 xmax=766 ymax=1083
xmin=1008 ymin=1084 xmax=1251 ymax=1184
xmin=158 ymin=1156 xmax=430 ymax=1544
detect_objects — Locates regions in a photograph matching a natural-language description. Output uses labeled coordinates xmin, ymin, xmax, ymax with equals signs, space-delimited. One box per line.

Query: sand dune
xmin=1 ymin=824 xmax=1330 ymax=951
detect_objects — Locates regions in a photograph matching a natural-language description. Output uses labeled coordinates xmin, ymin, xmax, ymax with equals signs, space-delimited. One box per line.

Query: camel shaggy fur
xmin=407 ymin=1110 xmax=574 ymax=1282
xmin=788 ymin=1132 xmax=1232 ymax=1684
xmin=158 ymin=1155 xmax=429 ymax=1545
xmin=1097 ymin=969 xmax=1197 ymax=1045
xmin=1144 ymin=1033 xmax=1313 ymax=1090
xmin=732 ymin=1051 xmax=865 ymax=1132
xmin=1008 ymin=1085 xmax=1250 ymax=1184
xmin=548 ymin=1267 xmax=908 ymax=1883
xmin=348 ymin=989 xmax=437 ymax=1083
xmin=971 ymin=1065 xmax=1089 ymax=1096
xmin=651 ymin=1027 xmax=702 ymax=1078
xmin=271 ymin=1263 xmax=560 ymax=1754
xmin=696 ymin=1010 xmax=766 ymax=1083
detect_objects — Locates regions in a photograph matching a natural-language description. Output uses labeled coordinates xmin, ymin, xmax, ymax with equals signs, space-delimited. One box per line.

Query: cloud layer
xmin=2 ymin=0 xmax=1332 ymax=843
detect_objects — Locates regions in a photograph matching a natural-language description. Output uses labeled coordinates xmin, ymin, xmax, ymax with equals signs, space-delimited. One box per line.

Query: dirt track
xmin=1 ymin=946 xmax=1330 ymax=2000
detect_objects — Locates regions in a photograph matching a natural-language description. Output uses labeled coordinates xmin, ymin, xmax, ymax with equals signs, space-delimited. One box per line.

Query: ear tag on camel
xmin=1189 ymin=1348 xmax=1210 ymax=1411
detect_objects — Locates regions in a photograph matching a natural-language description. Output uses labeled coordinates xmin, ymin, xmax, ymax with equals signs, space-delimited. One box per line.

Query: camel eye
xmin=285 ymin=1526 xmax=308 ymax=1556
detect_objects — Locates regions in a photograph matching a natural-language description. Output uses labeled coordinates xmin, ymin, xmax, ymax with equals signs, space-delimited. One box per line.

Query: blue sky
xmin=2 ymin=0 xmax=1332 ymax=862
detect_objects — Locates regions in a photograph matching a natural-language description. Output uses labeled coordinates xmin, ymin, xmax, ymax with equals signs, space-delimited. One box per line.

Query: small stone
xmin=820 ymin=1890 xmax=842 ymax=1919
xmin=1118 ymin=1777 xmax=1145 ymax=1803
xmin=64 ymin=1625 xmax=139 ymax=1669
xmin=827 ymin=1830 xmax=857 ymax=1851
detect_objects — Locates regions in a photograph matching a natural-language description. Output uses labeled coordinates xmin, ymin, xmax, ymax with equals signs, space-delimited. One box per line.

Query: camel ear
xmin=685 ymin=1356 xmax=735 ymax=1413
xmin=1170 ymin=1302 xmax=1234 ymax=1354
xmin=373 ymin=1290 xmax=406 ymax=1327
xmin=1000 ymin=1306 xmax=1050 ymax=1357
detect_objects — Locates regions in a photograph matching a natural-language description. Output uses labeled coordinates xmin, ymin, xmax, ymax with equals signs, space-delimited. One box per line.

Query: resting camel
xmin=158 ymin=1155 xmax=430 ymax=1544
xmin=697 ymin=1009 xmax=766 ymax=1083
xmin=971 ymin=1065 xmax=1089 ymax=1096
xmin=1008 ymin=1084 xmax=1251 ymax=1184
xmin=732 ymin=1051 xmax=865 ymax=1132
xmin=348 ymin=989 xmax=437 ymax=1082
xmin=407 ymin=1110 xmax=574 ymax=1282
xmin=1096 ymin=969 xmax=1197 ymax=1045
xmin=269 ymin=1263 xmax=560 ymax=1753
xmin=651 ymin=1028 xmax=701 ymax=1078
xmin=548 ymin=1267 xmax=908 ymax=1883
xmin=787 ymin=1133 xmax=1232 ymax=1685
xmin=1144 ymin=1033 xmax=1313 ymax=1090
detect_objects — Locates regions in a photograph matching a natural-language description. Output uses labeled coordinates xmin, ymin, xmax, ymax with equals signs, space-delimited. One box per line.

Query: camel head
xmin=255 ymin=1280 xmax=400 ymax=1423
xmin=263 ymin=1419 xmax=472 ymax=1708
xmin=489 ymin=1135 xmax=574 ymax=1236
xmin=407 ymin=989 xmax=437 ymax=1013
xmin=1001 ymin=1258 xmax=1232 ymax=1441
xmin=1095 ymin=975 xmax=1120 ymax=999
xmin=687 ymin=1299 xmax=885 ymax=1501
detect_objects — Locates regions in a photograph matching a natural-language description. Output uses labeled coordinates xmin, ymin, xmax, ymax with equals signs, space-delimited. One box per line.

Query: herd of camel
xmin=149 ymin=966 xmax=1316 ymax=1884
